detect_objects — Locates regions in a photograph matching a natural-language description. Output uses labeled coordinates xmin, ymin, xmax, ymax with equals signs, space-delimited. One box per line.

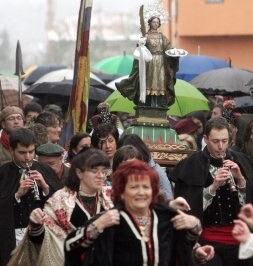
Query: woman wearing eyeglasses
xmin=7 ymin=148 xmax=113 ymax=266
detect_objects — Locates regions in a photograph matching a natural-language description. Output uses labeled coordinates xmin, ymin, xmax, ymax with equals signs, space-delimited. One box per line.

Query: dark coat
xmin=64 ymin=204 xmax=197 ymax=266
xmin=0 ymin=161 xmax=62 ymax=266
xmin=171 ymin=147 xmax=253 ymax=221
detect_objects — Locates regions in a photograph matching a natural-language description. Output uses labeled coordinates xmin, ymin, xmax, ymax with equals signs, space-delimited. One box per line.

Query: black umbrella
xmin=91 ymin=71 xmax=122 ymax=84
xmin=23 ymin=65 xmax=67 ymax=86
xmin=23 ymin=80 xmax=114 ymax=123
xmin=29 ymin=69 xmax=109 ymax=91
xmin=234 ymin=96 xmax=253 ymax=113
xmin=190 ymin=67 xmax=253 ymax=96
xmin=23 ymin=79 xmax=113 ymax=102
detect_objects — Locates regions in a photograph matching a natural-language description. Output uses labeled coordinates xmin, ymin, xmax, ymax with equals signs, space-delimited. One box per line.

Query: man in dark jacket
xmin=0 ymin=128 xmax=63 ymax=266
xmin=36 ymin=142 xmax=70 ymax=184
xmin=171 ymin=117 xmax=253 ymax=266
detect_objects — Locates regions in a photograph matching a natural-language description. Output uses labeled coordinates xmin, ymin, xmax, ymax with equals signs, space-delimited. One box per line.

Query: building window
xmin=206 ymin=0 xmax=224 ymax=3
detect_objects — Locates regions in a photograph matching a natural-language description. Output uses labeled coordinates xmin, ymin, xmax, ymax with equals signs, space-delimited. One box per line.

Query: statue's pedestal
xmin=134 ymin=106 xmax=169 ymax=126
xmin=124 ymin=106 xmax=195 ymax=167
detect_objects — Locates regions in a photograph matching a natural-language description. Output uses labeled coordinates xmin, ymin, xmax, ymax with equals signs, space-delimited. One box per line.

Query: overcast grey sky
xmin=0 ymin=0 xmax=151 ymax=46
xmin=0 ymin=0 xmax=151 ymax=70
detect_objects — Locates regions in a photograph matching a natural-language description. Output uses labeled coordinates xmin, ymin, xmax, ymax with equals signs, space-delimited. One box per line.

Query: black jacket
xmin=171 ymin=147 xmax=253 ymax=221
xmin=0 ymin=161 xmax=63 ymax=266
xmin=64 ymin=204 xmax=197 ymax=266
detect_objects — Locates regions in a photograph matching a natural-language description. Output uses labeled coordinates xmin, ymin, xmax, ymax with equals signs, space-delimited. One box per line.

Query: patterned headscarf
xmin=89 ymin=102 xmax=118 ymax=128
xmin=222 ymin=100 xmax=236 ymax=125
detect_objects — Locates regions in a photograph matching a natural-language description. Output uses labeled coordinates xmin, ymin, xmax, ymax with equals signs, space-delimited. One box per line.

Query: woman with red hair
xmin=64 ymin=160 xmax=211 ymax=266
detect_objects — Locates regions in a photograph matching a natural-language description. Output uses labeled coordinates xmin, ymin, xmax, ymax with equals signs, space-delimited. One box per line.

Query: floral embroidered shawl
xmin=7 ymin=185 xmax=113 ymax=266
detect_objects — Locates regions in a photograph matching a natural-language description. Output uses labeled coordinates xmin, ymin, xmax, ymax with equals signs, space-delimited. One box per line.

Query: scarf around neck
xmin=0 ymin=129 xmax=10 ymax=150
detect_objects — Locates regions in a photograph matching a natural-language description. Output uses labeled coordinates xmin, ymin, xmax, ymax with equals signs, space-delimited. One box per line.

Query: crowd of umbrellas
xmin=1 ymin=54 xmax=253 ymax=119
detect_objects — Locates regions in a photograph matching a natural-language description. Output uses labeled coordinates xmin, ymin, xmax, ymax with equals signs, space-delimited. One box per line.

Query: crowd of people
xmin=0 ymin=96 xmax=252 ymax=266
xmin=1 ymin=3 xmax=253 ymax=266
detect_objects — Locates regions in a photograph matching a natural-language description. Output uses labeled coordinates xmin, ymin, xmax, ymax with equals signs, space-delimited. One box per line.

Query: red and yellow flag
xmin=66 ymin=0 xmax=93 ymax=133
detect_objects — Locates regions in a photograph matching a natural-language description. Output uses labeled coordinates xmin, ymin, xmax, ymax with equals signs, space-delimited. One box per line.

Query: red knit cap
xmin=173 ymin=117 xmax=198 ymax=135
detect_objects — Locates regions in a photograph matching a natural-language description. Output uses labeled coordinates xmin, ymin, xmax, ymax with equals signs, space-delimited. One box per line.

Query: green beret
xmin=36 ymin=143 xmax=64 ymax=156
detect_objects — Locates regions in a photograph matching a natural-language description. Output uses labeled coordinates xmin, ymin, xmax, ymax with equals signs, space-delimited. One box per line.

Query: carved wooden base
xmin=125 ymin=125 xmax=196 ymax=167
xmin=133 ymin=106 xmax=170 ymax=126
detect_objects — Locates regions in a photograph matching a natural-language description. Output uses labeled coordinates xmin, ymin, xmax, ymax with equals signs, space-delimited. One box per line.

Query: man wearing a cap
xmin=0 ymin=106 xmax=24 ymax=166
xmin=36 ymin=143 xmax=70 ymax=183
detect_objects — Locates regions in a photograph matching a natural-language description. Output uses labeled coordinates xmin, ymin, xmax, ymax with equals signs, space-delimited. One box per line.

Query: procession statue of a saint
xmin=116 ymin=1 xmax=187 ymax=109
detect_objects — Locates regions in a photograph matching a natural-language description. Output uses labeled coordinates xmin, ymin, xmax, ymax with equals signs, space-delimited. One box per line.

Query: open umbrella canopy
xmin=176 ymin=55 xmax=229 ymax=82
xmin=34 ymin=69 xmax=106 ymax=89
xmin=23 ymin=79 xmax=113 ymax=102
xmin=234 ymin=96 xmax=253 ymax=113
xmin=91 ymin=70 xmax=122 ymax=84
xmin=23 ymin=64 xmax=67 ymax=86
xmin=0 ymin=74 xmax=32 ymax=108
xmin=21 ymin=65 xmax=37 ymax=79
xmin=93 ymin=54 xmax=134 ymax=76
xmin=0 ymin=89 xmax=32 ymax=108
xmin=23 ymin=80 xmax=113 ymax=123
xmin=0 ymin=74 xmax=18 ymax=91
xmin=106 ymin=79 xmax=209 ymax=117
xmin=191 ymin=67 xmax=253 ymax=96
xmin=35 ymin=68 xmax=74 ymax=82
xmin=105 ymin=89 xmax=135 ymax=114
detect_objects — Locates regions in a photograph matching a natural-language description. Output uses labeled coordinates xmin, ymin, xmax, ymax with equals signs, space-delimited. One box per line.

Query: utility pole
xmin=46 ymin=0 xmax=55 ymax=35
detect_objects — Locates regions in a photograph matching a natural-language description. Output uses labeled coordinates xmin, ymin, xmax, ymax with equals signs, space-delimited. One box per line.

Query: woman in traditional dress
xmin=7 ymin=148 xmax=112 ymax=266
xmin=64 ymin=159 xmax=213 ymax=266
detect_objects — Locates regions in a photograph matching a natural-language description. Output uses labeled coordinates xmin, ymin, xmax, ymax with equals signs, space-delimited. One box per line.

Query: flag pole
xmin=66 ymin=0 xmax=93 ymax=134
xmin=14 ymin=40 xmax=25 ymax=108
xmin=0 ymin=80 xmax=4 ymax=110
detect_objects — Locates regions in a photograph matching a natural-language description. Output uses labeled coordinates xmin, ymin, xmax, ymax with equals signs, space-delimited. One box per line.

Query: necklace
xmin=133 ymin=214 xmax=151 ymax=242
xmin=135 ymin=216 xmax=149 ymax=226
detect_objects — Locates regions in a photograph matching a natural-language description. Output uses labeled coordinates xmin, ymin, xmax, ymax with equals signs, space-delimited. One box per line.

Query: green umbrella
xmin=93 ymin=54 xmax=134 ymax=76
xmin=106 ymin=79 xmax=209 ymax=117
xmin=106 ymin=89 xmax=135 ymax=114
